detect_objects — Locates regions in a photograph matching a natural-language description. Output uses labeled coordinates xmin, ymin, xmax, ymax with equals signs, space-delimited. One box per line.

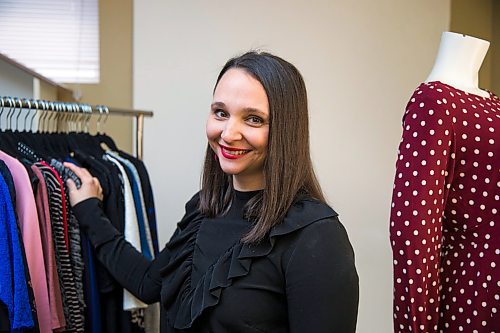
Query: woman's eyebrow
xmin=241 ymin=107 xmax=267 ymax=116
xmin=211 ymin=102 xmax=266 ymax=116
xmin=211 ymin=101 xmax=226 ymax=108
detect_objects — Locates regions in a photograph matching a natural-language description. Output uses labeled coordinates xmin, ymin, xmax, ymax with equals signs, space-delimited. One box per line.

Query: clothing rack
xmin=0 ymin=96 xmax=153 ymax=159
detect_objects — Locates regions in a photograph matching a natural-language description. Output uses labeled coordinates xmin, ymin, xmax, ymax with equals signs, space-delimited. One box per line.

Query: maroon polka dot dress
xmin=390 ymin=81 xmax=499 ymax=333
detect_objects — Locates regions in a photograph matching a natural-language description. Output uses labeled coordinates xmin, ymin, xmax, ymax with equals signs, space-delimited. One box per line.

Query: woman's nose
xmin=221 ymin=119 xmax=243 ymax=142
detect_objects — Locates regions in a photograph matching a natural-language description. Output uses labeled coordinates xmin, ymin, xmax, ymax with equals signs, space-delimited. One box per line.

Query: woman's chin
xmin=219 ymin=167 xmax=240 ymax=176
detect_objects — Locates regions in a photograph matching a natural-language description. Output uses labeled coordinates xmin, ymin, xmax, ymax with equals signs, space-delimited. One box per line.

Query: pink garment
xmin=0 ymin=150 xmax=52 ymax=333
xmin=390 ymin=82 xmax=499 ymax=332
xmin=31 ymin=164 xmax=67 ymax=330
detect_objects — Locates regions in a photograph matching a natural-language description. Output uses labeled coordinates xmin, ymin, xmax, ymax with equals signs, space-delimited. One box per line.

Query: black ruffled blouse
xmin=73 ymin=191 xmax=359 ymax=332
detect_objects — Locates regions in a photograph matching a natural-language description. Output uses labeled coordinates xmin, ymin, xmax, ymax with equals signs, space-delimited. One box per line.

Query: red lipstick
xmin=219 ymin=144 xmax=250 ymax=159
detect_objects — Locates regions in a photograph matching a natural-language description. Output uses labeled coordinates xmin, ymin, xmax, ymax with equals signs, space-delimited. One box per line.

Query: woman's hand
xmin=63 ymin=162 xmax=103 ymax=206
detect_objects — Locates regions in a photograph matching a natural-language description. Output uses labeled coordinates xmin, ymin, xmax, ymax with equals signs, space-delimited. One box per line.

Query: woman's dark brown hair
xmin=200 ymin=50 xmax=325 ymax=243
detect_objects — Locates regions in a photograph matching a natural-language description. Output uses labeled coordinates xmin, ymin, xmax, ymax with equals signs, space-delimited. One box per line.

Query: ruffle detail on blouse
xmin=159 ymin=195 xmax=338 ymax=330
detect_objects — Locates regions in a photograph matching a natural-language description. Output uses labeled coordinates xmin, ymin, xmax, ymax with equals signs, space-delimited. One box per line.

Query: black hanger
xmin=94 ymin=132 xmax=119 ymax=152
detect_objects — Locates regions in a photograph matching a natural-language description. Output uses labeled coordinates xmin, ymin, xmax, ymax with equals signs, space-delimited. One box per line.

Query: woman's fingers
xmin=64 ymin=162 xmax=92 ymax=180
xmin=63 ymin=162 xmax=103 ymax=206
xmin=67 ymin=177 xmax=78 ymax=192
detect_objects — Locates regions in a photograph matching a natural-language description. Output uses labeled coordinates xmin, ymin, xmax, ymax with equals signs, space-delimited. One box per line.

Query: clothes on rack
xmin=105 ymin=153 xmax=148 ymax=311
xmin=31 ymin=164 xmax=66 ymax=330
xmin=34 ymin=160 xmax=85 ymax=333
xmin=0 ymin=150 xmax=51 ymax=333
xmin=0 ymin=96 xmax=153 ymax=160
xmin=0 ymin=166 xmax=34 ymax=332
xmin=0 ymin=130 xmax=158 ymax=333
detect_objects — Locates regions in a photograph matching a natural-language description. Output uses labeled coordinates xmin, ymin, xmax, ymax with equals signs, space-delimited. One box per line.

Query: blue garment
xmin=0 ymin=172 xmax=34 ymax=332
xmin=126 ymin=167 xmax=152 ymax=260
xmin=106 ymin=152 xmax=153 ymax=260
xmin=115 ymin=150 xmax=159 ymax=255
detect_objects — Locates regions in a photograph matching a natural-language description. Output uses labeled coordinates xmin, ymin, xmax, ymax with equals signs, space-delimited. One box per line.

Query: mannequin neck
xmin=425 ymin=31 xmax=490 ymax=98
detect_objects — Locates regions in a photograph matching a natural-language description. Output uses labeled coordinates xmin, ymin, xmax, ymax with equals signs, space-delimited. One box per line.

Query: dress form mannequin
xmin=390 ymin=32 xmax=499 ymax=332
xmin=425 ymin=31 xmax=490 ymax=98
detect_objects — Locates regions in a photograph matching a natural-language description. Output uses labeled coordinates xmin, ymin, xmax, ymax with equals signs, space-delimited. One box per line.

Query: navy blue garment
xmin=81 ymin=233 xmax=102 ymax=333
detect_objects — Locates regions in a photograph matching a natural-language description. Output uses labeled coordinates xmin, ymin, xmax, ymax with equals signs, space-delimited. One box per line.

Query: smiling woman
xmin=64 ymin=50 xmax=359 ymax=333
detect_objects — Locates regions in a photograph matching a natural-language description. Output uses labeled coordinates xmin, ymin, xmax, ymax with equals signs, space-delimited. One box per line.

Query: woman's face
xmin=206 ymin=68 xmax=270 ymax=191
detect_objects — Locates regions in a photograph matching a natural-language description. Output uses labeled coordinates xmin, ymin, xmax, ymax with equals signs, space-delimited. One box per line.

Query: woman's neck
xmin=232 ymin=175 xmax=265 ymax=192
xmin=425 ymin=31 xmax=490 ymax=98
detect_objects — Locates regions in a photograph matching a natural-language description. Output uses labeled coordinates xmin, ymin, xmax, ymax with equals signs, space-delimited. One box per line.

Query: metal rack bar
xmin=0 ymin=96 xmax=153 ymax=159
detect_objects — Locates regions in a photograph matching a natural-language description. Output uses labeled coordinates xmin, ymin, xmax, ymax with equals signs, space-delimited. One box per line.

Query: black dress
xmin=73 ymin=190 xmax=359 ymax=332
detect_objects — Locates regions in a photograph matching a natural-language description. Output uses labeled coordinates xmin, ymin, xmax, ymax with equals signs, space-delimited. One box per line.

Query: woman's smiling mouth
xmin=220 ymin=144 xmax=251 ymax=159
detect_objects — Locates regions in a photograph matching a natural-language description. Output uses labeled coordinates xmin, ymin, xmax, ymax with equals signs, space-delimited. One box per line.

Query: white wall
xmin=133 ymin=1 xmax=450 ymax=331
xmin=0 ymin=59 xmax=35 ymax=131
xmin=0 ymin=58 xmax=33 ymax=98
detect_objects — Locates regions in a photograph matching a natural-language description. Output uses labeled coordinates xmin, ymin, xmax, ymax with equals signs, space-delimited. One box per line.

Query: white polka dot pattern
xmin=390 ymin=82 xmax=499 ymax=332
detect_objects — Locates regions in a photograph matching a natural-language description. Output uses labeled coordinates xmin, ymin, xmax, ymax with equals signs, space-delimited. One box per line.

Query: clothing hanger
xmin=0 ymin=97 xmax=21 ymax=155
xmin=92 ymin=105 xmax=118 ymax=152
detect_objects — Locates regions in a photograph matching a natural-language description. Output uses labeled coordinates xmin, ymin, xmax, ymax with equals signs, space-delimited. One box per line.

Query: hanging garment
xmin=31 ymin=165 xmax=66 ymax=330
xmin=117 ymin=150 xmax=159 ymax=255
xmin=0 ymin=129 xmax=157 ymax=332
xmin=390 ymin=81 xmax=500 ymax=332
xmin=50 ymin=159 xmax=86 ymax=323
xmin=104 ymin=154 xmax=148 ymax=311
xmin=70 ymin=150 xmax=143 ymax=333
xmin=61 ymin=157 xmax=103 ymax=333
xmin=0 ymin=172 xmax=34 ymax=332
xmin=33 ymin=162 xmax=85 ymax=333
xmin=0 ymin=161 xmax=16 ymax=206
xmin=0 ymin=150 xmax=51 ymax=333
xmin=80 ymin=231 xmax=103 ymax=333
xmin=0 ymin=161 xmax=39 ymax=332
xmin=107 ymin=151 xmax=154 ymax=259
xmin=105 ymin=151 xmax=159 ymax=333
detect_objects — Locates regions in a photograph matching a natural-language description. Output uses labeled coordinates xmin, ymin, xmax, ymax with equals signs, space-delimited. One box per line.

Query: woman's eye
xmin=247 ymin=116 xmax=264 ymax=124
xmin=213 ymin=109 xmax=227 ymax=118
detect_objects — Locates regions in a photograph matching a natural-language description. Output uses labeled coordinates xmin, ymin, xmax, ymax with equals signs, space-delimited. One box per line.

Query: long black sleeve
xmin=284 ymin=217 xmax=359 ymax=333
xmin=73 ymin=198 xmax=170 ymax=304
